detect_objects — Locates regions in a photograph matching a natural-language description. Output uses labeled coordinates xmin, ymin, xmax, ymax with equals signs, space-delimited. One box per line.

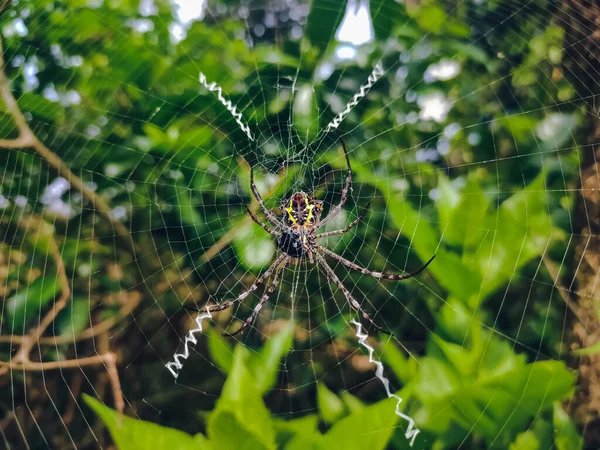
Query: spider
xmin=195 ymin=140 xmax=435 ymax=337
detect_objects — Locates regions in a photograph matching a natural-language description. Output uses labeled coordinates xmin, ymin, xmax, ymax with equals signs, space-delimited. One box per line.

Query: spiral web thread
xmin=165 ymin=308 xmax=213 ymax=379
xmin=324 ymin=60 xmax=384 ymax=133
xmin=351 ymin=320 xmax=420 ymax=447
xmin=199 ymin=72 xmax=256 ymax=142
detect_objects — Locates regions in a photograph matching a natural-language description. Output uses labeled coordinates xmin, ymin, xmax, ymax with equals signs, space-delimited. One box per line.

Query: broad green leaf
xmin=293 ymin=84 xmax=320 ymax=142
xmin=172 ymin=186 xmax=204 ymax=230
xmin=437 ymin=173 xmax=490 ymax=250
xmin=415 ymin=357 xmax=460 ymax=402
xmin=18 ymin=92 xmax=63 ymax=121
xmin=321 ymin=397 xmax=398 ymax=450
xmin=5 ymin=275 xmax=61 ymax=329
xmin=209 ymin=411 xmax=271 ymax=450
xmin=285 ymin=434 xmax=324 ymax=450
xmin=366 ymin=181 xmax=481 ymax=301
xmin=381 ymin=341 xmax=417 ymax=385
xmin=436 ymin=173 xmax=461 ymax=239
xmin=274 ymin=415 xmax=319 ymax=448
xmin=413 ymin=5 xmax=446 ymax=33
xmin=208 ymin=346 xmax=276 ymax=450
xmin=249 ymin=321 xmax=295 ymax=394
xmin=207 ymin=329 xmax=234 ymax=372
xmin=509 ymin=430 xmax=539 ymax=450
xmin=232 ymin=219 xmax=276 ymax=270
xmin=305 ymin=0 xmax=347 ymax=53
xmin=553 ymin=403 xmax=583 ymax=450
xmin=56 ymin=296 xmax=90 ymax=339
xmin=486 ymin=361 xmax=574 ymax=414
xmin=476 ymin=171 xmax=558 ymax=299
xmin=317 ymin=382 xmax=346 ymax=424
xmin=435 ymin=297 xmax=475 ymax=343
xmin=340 ymin=391 xmax=365 ymax=413
xmin=370 ymin=0 xmax=406 ymax=41
xmin=83 ymin=394 xmax=205 ymax=450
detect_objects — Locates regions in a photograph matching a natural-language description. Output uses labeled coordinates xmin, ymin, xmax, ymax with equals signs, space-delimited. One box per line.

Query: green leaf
xmin=208 ymin=346 xmax=276 ymax=450
xmin=233 ymin=219 xmax=276 ymax=270
xmin=207 ymin=329 xmax=234 ymax=372
xmin=414 ymin=5 xmax=446 ymax=33
xmin=305 ymin=0 xmax=347 ymax=53
xmin=18 ymin=92 xmax=63 ymax=121
xmin=485 ymin=360 xmax=574 ymax=420
xmin=476 ymin=171 xmax=557 ymax=299
xmin=340 ymin=392 xmax=365 ymax=413
xmin=5 ymin=275 xmax=61 ymax=329
xmin=83 ymin=394 xmax=205 ymax=450
xmin=437 ymin=173 xmax=490 ymax=250
xmin=370 ymin=0 xmax=406 ymax=41
xmin=553 ymin=403 xmax=583 ymax=450
xmin=381 ymin=342 xmax=417 ymax=385
xmin=56 ymin=296 xmax=90 ymax=339
xmin=293 ymin=84 xmax=320 ymax=143
xmin=274 ymin=415 xmax=319 ymax=448
xmin=249 ymin=321 xmax=295 ymax=394
xmin=285 ymin=434 xmax=324 ymax=450
xmin=321 ymin=397 xmax=398 ymax=450
xmin=415 ymin=357 xmax=460 ymax=402
xmin=317 ymin=383 xmax=346 ymax=424
xmin=509 ymin=430 xmax=539 ymax=450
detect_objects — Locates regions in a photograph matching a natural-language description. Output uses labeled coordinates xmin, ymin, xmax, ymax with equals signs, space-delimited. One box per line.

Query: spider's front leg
xmin=317 ymin=139 xmax=352 ymax=228
xmin=319 ymin=247 xmax=435 ymax=281
xmin=247 ymin=206 xmax=278 ymax=236
xmin=250 ymin=166 xmax=281 ymax=227
xmin=316 ymin=200 xmax=371 ymax=239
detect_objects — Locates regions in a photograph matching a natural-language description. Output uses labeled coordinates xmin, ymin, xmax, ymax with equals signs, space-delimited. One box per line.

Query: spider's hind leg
xmin=315 ymin=253 xmax=392 ymax=336
xmin=223 ymin=259 xmax=288 ymax=337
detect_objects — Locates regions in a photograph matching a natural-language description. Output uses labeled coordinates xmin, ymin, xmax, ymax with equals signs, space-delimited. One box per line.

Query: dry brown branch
xmin=0 ymin=352 xmax=116 ymax=371
xmin=98 ymin=333 xmax=124 ymax=417
xmin=0 ymin=38 xmax=136 ymax=257
xmin=0 ymin=290 xmax=141 ymax=345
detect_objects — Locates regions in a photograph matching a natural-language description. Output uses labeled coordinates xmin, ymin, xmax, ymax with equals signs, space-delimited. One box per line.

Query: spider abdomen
xmin=278 ymin=231 xmax=307 ymax=258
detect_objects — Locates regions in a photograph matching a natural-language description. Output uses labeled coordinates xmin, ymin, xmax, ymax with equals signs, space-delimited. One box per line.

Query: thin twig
xmin=98 ymin=333 xmax=124 ymax=417
xmin=0 ymin=290 xmax=141 ymax=345
xmin=0 ymin=352 xmax=116 ymax=370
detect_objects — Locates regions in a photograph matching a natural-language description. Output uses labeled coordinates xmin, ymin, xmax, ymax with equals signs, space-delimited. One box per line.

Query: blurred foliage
xmin=0 ymin=0 xmax=590 ymax=448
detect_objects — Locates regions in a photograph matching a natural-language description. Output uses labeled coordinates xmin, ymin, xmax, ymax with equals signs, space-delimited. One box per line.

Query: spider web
xmin=0 ymin=0 xmax=598 ymax=449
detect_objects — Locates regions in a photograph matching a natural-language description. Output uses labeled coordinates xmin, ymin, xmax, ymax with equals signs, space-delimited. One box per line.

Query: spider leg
xmin=247 ymin=206 xmax=277 ymax=235
xmin=250 ymin=166 xmax=281 ymax=226
xmin=317 ymin=139 xmax=352 ymax=228
xmin=223 ymin=258 xmax=288 ymax=337
xmin=320 ymin=247 xmax=435 ymax=281
xmin=316 ymin=200 xmax=371 ymax=239
xmin=186 ymin=252 xmax=287 ymax=315
xmin=314 ymin=253 xmax=391 ymax=335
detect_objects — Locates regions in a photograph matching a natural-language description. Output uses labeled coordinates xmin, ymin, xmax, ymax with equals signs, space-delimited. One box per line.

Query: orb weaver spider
xmin=196 ymin=140 xmax=435 ymax=337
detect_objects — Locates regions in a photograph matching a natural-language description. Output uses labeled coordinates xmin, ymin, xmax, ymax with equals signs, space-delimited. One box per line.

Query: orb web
xmin=0 ymin=0 xmax=597 ymax=449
